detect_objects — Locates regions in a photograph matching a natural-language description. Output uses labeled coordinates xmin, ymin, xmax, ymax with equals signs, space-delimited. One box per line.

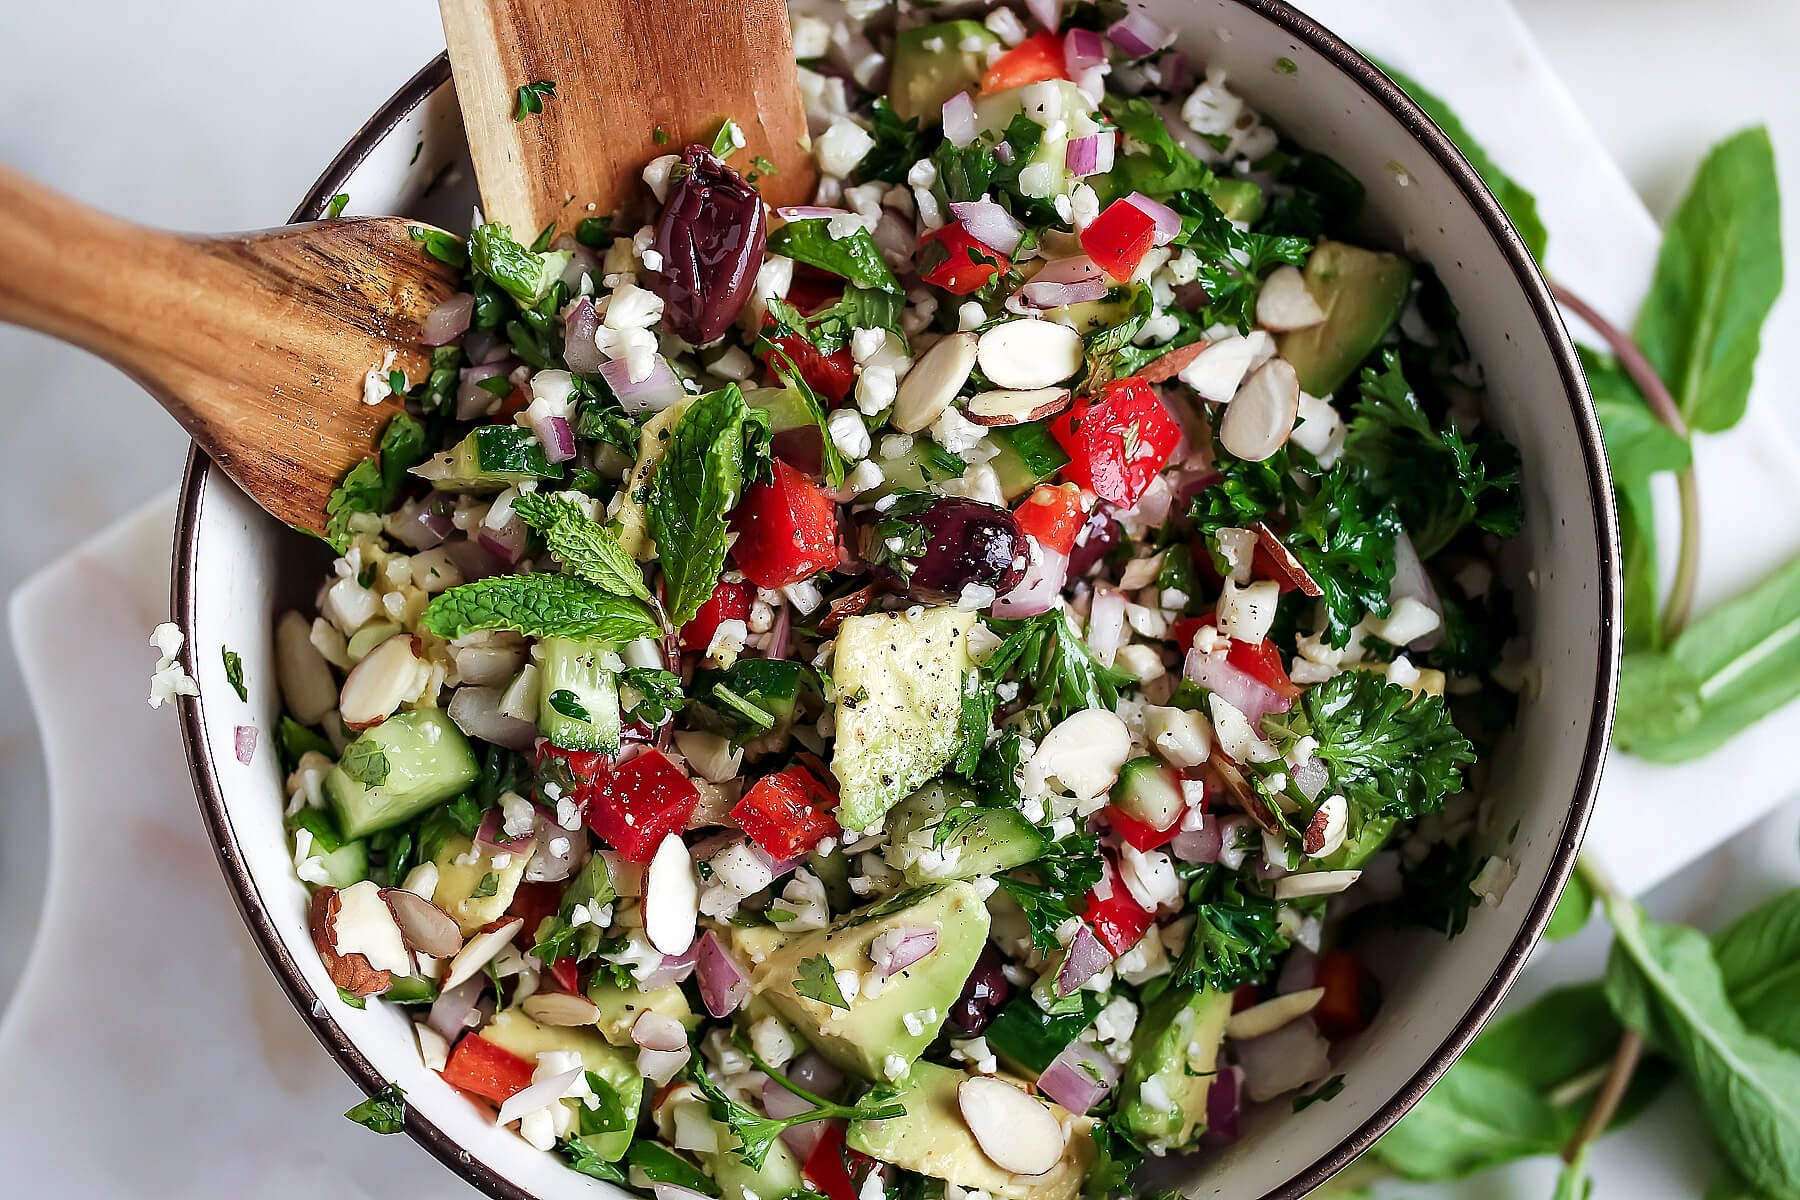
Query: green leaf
xmin=1618 ymin=478 xmax=1664 ymax=656
xmin=420 ymin=572 xmax=661 ymax=642
xmin=470 ymin=221 xmax=568 ymax=305
xmin=1603 ymin=894 xmax=1800 ymax=1199
xmin=763 ymin=285 xmax=905 ymax=355
xmin=688 ymin=1050 xmax=905 ymax=1172
xmin=1613 ymin=553 xmax=1800 ymax=763
xmin=985 ymin=609 xmax=1132 ymax=721
xmin=1584 ymin=345 xmax=1693 ymax=487
xmin=793 ymin=953 xmax=850 ymax=1010
xmin=509 ymin=492 xmax=656 ymax=606
xmin=1171 ymin=864 xmax=1289 ymax=992
xmin=1103 ymin=95 xmax=1219 ymax=197
xmin=471 ymin=871 xmax=500 ymax=899
xmin=344 ymin=1082 xmax=406 ymax=1134
xmin=711 ymin=117 xmax=745 ymax=159
xmin=325 ymin=192 xmax=350 ymax=219
xmin=277 ymin=716 xmax=334 ymax=770
xmin=624 ymin=1141 xmax=718 ymax=1193
xmin=766 ymin=218 xmax=903 ymax=294
xmin=323 ymin=412 xmax=429 ymax=553
xmin=1286 ymin=460 xmax=1404 ymax=646
xmin=513 ymin=79 xmax=557 ymax=121
xmin=765 ymin=347 xmax=846 ymax=488
xmin=620 ymin=667 xmax=686 ymax=725
xmin=1378 ymin=64 xmax=1548 ymax=263
xmin=409 ymin=224 xmax=470 ymax=269
xmin=338 ymin=740 xmax=391 ymax=789
xmin=1298 ymin=671 xmax=1476 ymax=820
xmin=221 ymin=647 xmax=247 ymax=701
xmin=1636 ymin=126 xmax=1784 ymax=434
xmin=648 ymin=385 xmax=757 ymax=628
xmin=1545 ymin=869 xmax=1597 ymax=941
xmin=1706 ymin=1165 xmax=1777 ymax=1200
xmin=1713 ymin=888 xmax=1800 ymax=1054
xmin=856 ymin=98 xmax=928 ymax=186
xmin=558 ymin=1138 xmax=627 ymax=1184
xmin=547 ymin=689 xmax=591 ymax=722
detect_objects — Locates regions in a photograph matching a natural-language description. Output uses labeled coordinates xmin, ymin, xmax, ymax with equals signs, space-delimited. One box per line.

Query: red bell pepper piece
xmin=1103 ymin=806 xmax=1182 ymax=853
xmin=1013 ymin=482 xmax=1087 ymax=556
xmin=919 ymin=224 xmax=1010 ymax=295
xmin=981 ymin=30 xmax=1067 ymax=92
xmin=1049 ymin=376 xmax=1181 ymax=507
xmin=547 ymin=958 xmax=582 ymax=993
xmin=803 ymin=1121 xmax=876 ymax=1200
xmin=1082 ymin=852 xmax=1155 ymax=956
xmin=1312 ymin=949 xmax=1382 ymax=1039
xmin=582 ymin=748 xmax=699 ymax=862
xmin=441 ymin=1033 xmax=536 ymax=1103
xmin=1226 ymin=637 xmax=1302 ymax=703
xmin=506 ymin=880 xmax=564 ymax=950
xmin=681 ymin=576 xmax=756 ymax=651
xmin=731 ymin=459 xmax=840 ymax=588
xmin=732 ymin=766 xmax=841 ymax=861
xmin=1080 ymin=198 xmax=1159 ymax=281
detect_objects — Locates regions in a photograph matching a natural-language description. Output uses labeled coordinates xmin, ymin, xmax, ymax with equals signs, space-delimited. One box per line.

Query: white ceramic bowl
xmin=173 ymin=5 xmax=1619 ymax=1197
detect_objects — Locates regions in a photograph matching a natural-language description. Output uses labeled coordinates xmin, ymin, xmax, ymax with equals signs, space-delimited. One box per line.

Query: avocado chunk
xmin=431 ymin=833 xmax=534 ymax=935
xmin=1116 ymin=982 xmax=1231 ymax=1150
xmin=615 ymin=397 xmax=693 ymax=560
xmin=324 ymin=709 xmax=479 ymax=840
xmin=847 ymin=1061 xmax=1097 ymax=1200
xmin=891 ymin=20 xmax=999 ymax=122
xmin=1207 ymin=176 xmax=1266 ymax=223
xmin=658 ymin=1085 xmax=806 ymax=1200
xmin=585 ymin=979 xmax=698 ymax=1047
xmin=748 ymin=881 xmax=991 ymax=1081
xmin=1277 ymin=239 xmax=1414 ymax=397
xmin=481 ymin=1008 xmax=644 ymax=1162
xmin=831 ymin=607 xmax=976 ymax=832
xmin=414 ymin=425 xmax=564 ymax=492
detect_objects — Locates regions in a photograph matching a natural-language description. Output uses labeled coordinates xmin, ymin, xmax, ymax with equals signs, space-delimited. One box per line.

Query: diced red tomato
xmin=732 ymin=766 xmax=841 ymax=861
xmin=1049 ymin=376 xmax=1181 ymax=507
xmin=496 ymin=385 xmax=531 ymax=420
xmin=1103 ymin=805 xmax=1181 ymax=853
xmin=731 ymin=459 xmax=840 ymax=588
xmin=1013 ymin=483 xmax=1087 ymax=556
xmin=506 ymin=880 xmax=564 ymax=950
xmin=1170 ymin=616 xmax=1208 ymax=654
xmin=440 ymin=1033 xmax=536 ymax=1103
xmin=1080 ymin=198 xmax=1159 ymax=282
xmin=536 ymin=745 xmax=611 ymax=807
xmin=547 ymin=958 xmax=581 ymax=993
xmin=803 ymin=1121 xmax=875 ymax=1200
xmin=681 ymin=576 xmax=756 ymax=651
xmin=1226 ymin=637 xmax=1302 ymax=703
xmin=919 ymin=224 xmax=1010 ymax=295
xmin=762 ymin=322 xmax=858 ymax=406
xmin=582 ymin=748 xmax=699 ymax=862
xmin=1082 ymin=852 xmax=1155 ymax=955
xmin=1312 ymin=949 xmax=1382 ymax=1040
xmin=1231 ymin=983 xmax=1261 ymax=1013
xmin=981 ymin=30 xmax=1067 ymax=92
xmin=785 ymin=266 xmax=847 ymax=315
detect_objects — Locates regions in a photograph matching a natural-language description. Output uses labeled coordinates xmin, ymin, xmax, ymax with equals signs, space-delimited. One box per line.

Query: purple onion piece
xmin=234 ymin=725 xmax=258 ymax=764
xmin=1057 ymin=925 xmax=1112 ymax=996
xmin=695 ymin=929 xmax=750 ymax=1017
xmin=1037 ymin=1039 xmax=1121 ymax=1113
xmin=421 ymin=292 xmax=475 ymax=346
xmin=562 ymin=297 xmax=605 ymax=374
xmin=1201 ymin=1064 xmax=1244 ymax=1145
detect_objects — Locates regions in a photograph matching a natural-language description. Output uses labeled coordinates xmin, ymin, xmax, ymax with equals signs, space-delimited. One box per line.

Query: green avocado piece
xmin=891 ymin=20 xmax=999 ymax=122
xmin=584 ymin=980 xmax=698 ymax=1047
xmin=324 ymin=709 xmax=479 ymax=841
xmin=415 ymin=424 xmax=564 ymax=492
xmin=1207 ymin=176 xmax=1266 ymax=223
xmin=481 ymin=1009 xmax=644 ymax=1163
xmin=431 ymin=833 xmax=533 ymax=935
xmin=1117 ymin=983 xmax=1231 ymax=1150
xmin=830 ymin=608 xmax=975 ymax=832
xmin=748 ymin=882 xmax=990 ymax=1082
xmin=847 ymin=1061 xmax=1097 ymax=1200
xmin=1277 ymin=239 xmax=1414 ymax=397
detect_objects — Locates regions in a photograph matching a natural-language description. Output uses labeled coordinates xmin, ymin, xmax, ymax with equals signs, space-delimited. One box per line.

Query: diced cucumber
xmin=1110 ymin=756 xmax=1185 ymax=832
xmin=745 ymin=385 xmax=813 ymax=434
xmin=890 ymin=20 xmax=999 ymax=122
xmin=889 ymin=780 xmax=1048 ymax=885
xmin=537 ymin=637 xmax=622 ymax=753
xmin=688 ymin=659 xmax=808 ymax=744
xmin=972 ymin=80 xmax=1103 ymax=202
xmin=983 ymin=991 xmax=1104 ymax=1076
xmin=1041 ymin=285 xmax=1143 ymax=335
xmin=1277 ymin=240 xmax=1414 ymax=397
xmin=314 ymin=839 xmax=370 ymax=889
xmin=870 ymin=435 xmax=968 ymax=498
xmin=346 ymin=620 xmax=402 ymax=663
xmin=987 ymin=422 xmax=1071 ymax=501
xmin=325 ymin=710 xmax=480 ymax=840
xmin=415 ymin=425 xmax=564 ymax=492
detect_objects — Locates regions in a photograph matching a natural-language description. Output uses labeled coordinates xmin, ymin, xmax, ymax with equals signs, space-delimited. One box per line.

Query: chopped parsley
xmin=690 ymin=1044 xmax=905 ymax=1170
xmin=324 ymin=192 xmax=350 ymax=218
xmin=514 ymin=79 xmax=557 ymax=121
xmin=344 ymin=1082 xmax=406 ymax=1134
xmin=221 ymin=647 xmax=246 ymax=701
xmin=793 ymin=953 xmax=851 ymax=1010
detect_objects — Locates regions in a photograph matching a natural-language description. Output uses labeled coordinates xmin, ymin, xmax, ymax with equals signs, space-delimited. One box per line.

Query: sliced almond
xmin=1137 ymin=339 xmax=1209 ymax=383
xmin=1275 ymin=869 xmax=1362 ymax=901
xmin=1177 ymin=332 xmax=1272 ymax=404
xmin=277 ymin=609 xmax=338 ymax=725
xmin=382 ymin=887 xmax=463 ymax=958
xmin=643 ymin=833 xmax=699 ymax=955
xmin=1219 ymin=358 xmax=1300 ymax=462
xmin=892 ymin=332 xmax=978 ymax=432
xmin=1301 ymin=793 xmax=1347 ymax=858
xmin=309 ymin=886 xmax=392 ymax=997
xmin=1203 ymin=751 xmax=1281 ymax=835
xmin=444 ymin=916 xmax=524 ymax=990
xmin=1028 ymin=709 xmax=1131 ymax=801
xmin=1227 ymin=987 xmax=1325 ymax=1040
xmin=1251 ymin=522 xmax=1323 ymax=597
xmin=1255 ymin=265 xmax=1327 ymax=331
xmin=522 ymin=991 xmax=605 ymax=1026
xmin=339 ymin=633 xmax=428 ymax=729
xmin=976 ymin=319 xmax=1084 ymax=390
xmin=964 ymin=386 xmax=1072 ymax=426
xmin=957 ymin=1077 xmax=1067 ymax=1176
xmin=331 ymin=879 xmax=412 ymax=975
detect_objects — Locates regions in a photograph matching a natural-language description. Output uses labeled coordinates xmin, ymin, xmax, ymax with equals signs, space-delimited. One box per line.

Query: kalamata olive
xmin=648 ymin=146 xmax=767 ymax=344
xmin=1065 ymin=504 xmax=1121 ymax=579
xmin=946 ymin=945 xmax=1013 ymax=1037
xmin=856 ymin=494 xmax=1027 ymax=603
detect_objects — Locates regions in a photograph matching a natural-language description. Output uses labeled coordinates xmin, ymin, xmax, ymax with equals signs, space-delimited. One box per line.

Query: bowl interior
xmin=176 ymin=7 xmax=1615 ymax=1199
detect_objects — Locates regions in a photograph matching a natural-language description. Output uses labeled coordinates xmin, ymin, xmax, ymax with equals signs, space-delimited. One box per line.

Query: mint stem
xmin=1561 ymin=855 xmax=1642 ymax=1163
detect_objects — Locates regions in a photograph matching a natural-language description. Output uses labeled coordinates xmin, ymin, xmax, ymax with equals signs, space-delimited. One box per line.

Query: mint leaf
xmin=766 ymin=219 xmax=902 ymax=294
xmin=547 ymin=689 xmax=591 ymax=722
xmin=1103 ymin=95 xmax=1219 ymax=197
xmin=510 ymin=492 xmax=656 ymax=607
xmin=649 ymin=385 xmax=757 ymax=627
xmin=513 ymin=80 xmax=557 ymax=121
xmin=221 ymin=647 xmax=247 ymax=701
xmin=470 ymin=221 xmax=567 ymax=305
xmin=793 ymin=953 xmax=850 ymax=1010
xmin=338 ymin=740 xmax=391 ymax=790
xmin=471 ymin=871 xmax=500 ymax=899
xmin=344 ymin=1082 xmax=406 ymax=1134
xmin=325 ymin=192 xmax=350 ymax=219
xmin=420 ymin=573 xmax=661 ymax=641
xmin=324 ymin=412 xmax=429 ymax=553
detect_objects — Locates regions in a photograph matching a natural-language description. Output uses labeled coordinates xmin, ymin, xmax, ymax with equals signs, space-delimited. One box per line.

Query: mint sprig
xmin=420 ymin=573 xmax=660 ymax=642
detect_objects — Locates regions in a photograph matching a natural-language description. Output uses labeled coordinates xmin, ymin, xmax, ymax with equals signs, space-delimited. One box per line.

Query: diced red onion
xmin=1277 ymin=948 xmax=1319 ymax=996
xmin=1037 ymin=1039 xmax=1120 ymax=1113
xmin=993 ymin=141 xmax=1015 ymax=165
xmin=1128 ymin=474 xmax=1174 ymax=526
xmin=448 ymin=685 xmax=540 ymax=750
xmin=1184 ymin=647 xmax=1293 ymax=722
xmin=777 ymin=206 xmax=853 ymax=220
xmin=1293 ymin=757 xmax=1330 ymax=803
xmin=789 ymin=1050 xmax=844 ymax=1098
xmin=1159 ymin=51 xmax=1190 ymax=93
xmin=872 ymin=925 xmax=939 ymax=978
xmin=1062 ymin=28 xmax=1107 ymax=72
xmin=654 ymin=1186 xmax=716 ymax=1200
xmin=477 ymin=514 xmax=529 ymax=566
xmin=1201 ymin=1064 xmax=1244 ymax=1145
xmin=1057 ymin=925 xmax=1111 ymax=995
xmin=1171 ymin=812 xmax=1223 ymax=863
xmin=1235 ymin=1019 xmax=1332 ymax=1103
xmin=426 ymin=973 xmax=484 ymax=1041
xmin=598 ymin=354 xmax=685 ymax=416
xmin=235 ymin=725 xmax=257 ymax=764
xmin=696 ymin=930 xmax=751 ymax=1017
xmin=530 ymin=811 xmax=580 ymax=881
xmin=776 ymin=1106 xmax=831 ymax=1161
xmin=462 ymin=328 xmax=507 ymax=365
xmin=637 ymin=943 xmax=699 ymax=992
xmin=530 ymin=413 xmax=576 ymax=464
xmin=1107 ymin=11 xmax=1174 ymax=59
xmin=390 ymin=499 xmax=454 ymax=550
xmin=558 ymin=244 xmax=601 ymax=293
xmin=1026 ymin=0 xmax=1061 ymax=31
xmin=949 ymin=200 xmax=1024 ymax=258
xmin=942 ymin=91 xmax=977 ymax=148
xmin=1073 ymin=66 xmax=1107 ymax=107
xmin=1019 ymin=255 xmax=1110 ymax=308
xmin=1123 ymin=191 xmax=1183 ymax=246
xmin=422 ymin=292 xmax=476 ymax=346
xmin=476 ymin=806 xmax=534 ymax=853
xmin=442 ymin=538 xmax=501 ymax=583
xmin=496 ymin=1064 xmax=583 ymax=1126
xmin=1064 ymin=130 xmax=1116 ymax=178
xmin=563 ymin=297 xmax=606 ymax=374
xmin=456 ymin=361 xmax=515 ymax=420
xmin=873 ymin=209 xmax=916 ymax=264
xmin=763 ymin=1077 xmax=814 ymax=1121
xmin=1085 ymin=585 xmax=1128 ymax=666
xmin=1389 ymin=530 xmax=1446 ymax=650
xmin=992 ymin=544 xmax=1068 ymax=618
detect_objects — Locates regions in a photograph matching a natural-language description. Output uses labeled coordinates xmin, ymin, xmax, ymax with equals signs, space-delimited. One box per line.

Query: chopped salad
xmin=275 ymin=3 xmax=1526 ymax=1196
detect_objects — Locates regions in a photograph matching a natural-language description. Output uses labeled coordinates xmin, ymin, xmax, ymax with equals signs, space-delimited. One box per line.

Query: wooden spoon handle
xmin=441 ymin=0 xmax=816 ymax=234
xmin=0 ymin=165 xmax=456 ymax=533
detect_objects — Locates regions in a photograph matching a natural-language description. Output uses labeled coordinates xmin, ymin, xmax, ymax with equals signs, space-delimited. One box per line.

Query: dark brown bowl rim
xmin=173 ymin=8 xmax=1620 ymax=1198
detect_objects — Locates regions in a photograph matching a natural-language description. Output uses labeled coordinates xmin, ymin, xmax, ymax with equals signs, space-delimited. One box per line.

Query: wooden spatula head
xmin=442 ymin=0 xmax=817 ymax=235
